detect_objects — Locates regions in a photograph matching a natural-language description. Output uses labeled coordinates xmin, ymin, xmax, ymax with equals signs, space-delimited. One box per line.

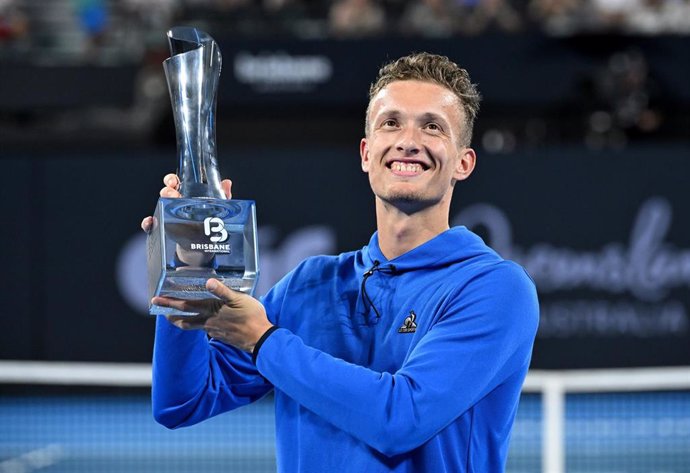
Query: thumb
xmin=206 ymin=279 xmax=238 ymax=304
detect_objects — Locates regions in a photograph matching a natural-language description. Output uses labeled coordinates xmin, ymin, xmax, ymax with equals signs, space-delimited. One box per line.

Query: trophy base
xmin=147 ymin=197 xmax=259 ymax=317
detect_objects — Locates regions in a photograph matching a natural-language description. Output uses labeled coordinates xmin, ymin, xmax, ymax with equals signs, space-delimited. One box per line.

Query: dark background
xmin=1 ymin=4 xmax=689 ymax=369
xmin=3 ymin=143 xmax=689 ymax=369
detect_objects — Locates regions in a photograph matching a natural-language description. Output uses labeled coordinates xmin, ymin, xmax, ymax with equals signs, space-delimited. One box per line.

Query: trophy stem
xmin=163 ymin=26 xmax=225 ymax=200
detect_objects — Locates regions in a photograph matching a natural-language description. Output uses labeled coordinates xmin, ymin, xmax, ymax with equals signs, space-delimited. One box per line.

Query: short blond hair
xmin=366 ymin=52 xmax=481 ymax=147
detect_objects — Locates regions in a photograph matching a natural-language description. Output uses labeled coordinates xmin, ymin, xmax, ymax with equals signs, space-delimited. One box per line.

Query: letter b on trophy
xmin=147 ymin=27 xmax=258 ymax=316
xmin=204 ymin=217 xmax=228 ymax=243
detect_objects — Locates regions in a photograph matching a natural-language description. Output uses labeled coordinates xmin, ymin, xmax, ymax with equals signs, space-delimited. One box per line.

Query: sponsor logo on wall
xmin=234 ymin=52 xmax=333 ymax=93
xmin=455 ymin=197 xmax=690 ymax=339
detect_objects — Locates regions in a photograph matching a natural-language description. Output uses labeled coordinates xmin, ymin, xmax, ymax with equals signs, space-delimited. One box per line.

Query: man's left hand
xmin=152 ymin=279 xmax=273 ymax=353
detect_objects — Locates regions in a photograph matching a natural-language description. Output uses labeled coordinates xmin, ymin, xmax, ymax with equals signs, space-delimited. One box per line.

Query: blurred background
xmin=0 ymin=0 xmax=689 ymax=472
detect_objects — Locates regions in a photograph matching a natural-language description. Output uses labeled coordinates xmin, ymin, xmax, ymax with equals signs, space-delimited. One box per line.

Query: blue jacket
xmin=152 ymin=227 xmax=539 ymax=472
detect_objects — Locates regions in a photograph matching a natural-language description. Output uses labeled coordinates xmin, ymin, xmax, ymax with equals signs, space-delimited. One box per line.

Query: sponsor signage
xmin=2 ymin=146 xmax=688 ymax=368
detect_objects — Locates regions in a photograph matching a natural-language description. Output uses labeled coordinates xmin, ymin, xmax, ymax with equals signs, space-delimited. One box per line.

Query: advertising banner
xmin=1 ymin=145 xmax=688 ymax=368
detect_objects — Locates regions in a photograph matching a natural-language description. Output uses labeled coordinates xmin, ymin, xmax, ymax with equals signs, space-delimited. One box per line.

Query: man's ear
xmin=360 ymin=138 xmax=370 ymax=173
xmin=454 ymin=147 xmax=476 ymax=181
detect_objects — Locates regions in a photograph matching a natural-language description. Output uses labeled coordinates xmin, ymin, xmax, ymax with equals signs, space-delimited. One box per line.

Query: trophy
xmin=147 ymin=27 xmax=258 ymax=316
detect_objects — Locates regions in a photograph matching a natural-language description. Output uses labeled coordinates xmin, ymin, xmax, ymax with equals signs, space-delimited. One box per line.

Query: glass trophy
xmin=147 ymin=27 xmax=258 ymax=316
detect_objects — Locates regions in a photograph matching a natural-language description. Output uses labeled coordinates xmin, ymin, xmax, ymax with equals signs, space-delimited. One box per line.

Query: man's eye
xmin=382 ymin=120 xmax=397 ymax=127
xmin=425 ymin=123 xmax=441 ymax=131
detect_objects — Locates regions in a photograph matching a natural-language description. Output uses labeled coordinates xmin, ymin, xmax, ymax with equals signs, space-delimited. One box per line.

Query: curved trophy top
xmin=166 ymin=26 xmax=222 ymax=74
xmin=163 ymin=27 xmax=225 ymax=200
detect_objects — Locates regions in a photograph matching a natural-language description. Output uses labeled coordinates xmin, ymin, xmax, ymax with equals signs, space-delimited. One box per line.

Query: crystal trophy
xmin=147 ymin=27 xmax=258 ymax=316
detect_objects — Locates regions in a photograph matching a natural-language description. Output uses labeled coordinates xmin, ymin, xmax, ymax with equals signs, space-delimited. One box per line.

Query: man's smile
xmin=386 ymin=159 xmax=430 ymax=176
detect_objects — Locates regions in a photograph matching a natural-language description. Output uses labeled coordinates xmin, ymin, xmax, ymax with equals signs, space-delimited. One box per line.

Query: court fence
xmin=1 ymin=361 xmax=689 ymax=473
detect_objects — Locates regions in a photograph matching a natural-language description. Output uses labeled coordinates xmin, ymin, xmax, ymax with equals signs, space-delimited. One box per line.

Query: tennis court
xmin=2 ymin=387 xmax=688 ymax=472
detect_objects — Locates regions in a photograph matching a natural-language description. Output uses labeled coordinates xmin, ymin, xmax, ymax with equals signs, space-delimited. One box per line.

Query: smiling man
xmin=148 ymin=53 xmax=539 ymax=472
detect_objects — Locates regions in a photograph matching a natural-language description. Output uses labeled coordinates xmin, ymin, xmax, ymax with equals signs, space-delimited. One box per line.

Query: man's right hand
xmin=140 ymin=173 xmax=233 ymax=233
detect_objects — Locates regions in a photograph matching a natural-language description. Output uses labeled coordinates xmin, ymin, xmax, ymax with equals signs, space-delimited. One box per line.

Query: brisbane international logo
xmin=189 ymin=217 xmax=231 ymax=253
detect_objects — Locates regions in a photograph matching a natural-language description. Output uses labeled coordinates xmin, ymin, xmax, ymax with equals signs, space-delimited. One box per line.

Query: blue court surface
xmin=1 ymin=392 xmax=689 ymax=472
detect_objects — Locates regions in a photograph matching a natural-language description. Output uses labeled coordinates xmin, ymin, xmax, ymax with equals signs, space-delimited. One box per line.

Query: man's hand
xmin=141 ymin=174 xmax=233 ymax=233
xmin=152 ymin=279 xmax=274 ymax=353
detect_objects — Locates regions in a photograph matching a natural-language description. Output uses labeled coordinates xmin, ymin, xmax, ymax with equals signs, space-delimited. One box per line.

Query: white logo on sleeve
xmin=204 ymin=217 xmax=229 ymax=243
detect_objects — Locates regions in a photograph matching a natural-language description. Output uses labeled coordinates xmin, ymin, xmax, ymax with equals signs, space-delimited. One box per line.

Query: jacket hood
xmin=358 ymin=226 xmax=499 ymax=274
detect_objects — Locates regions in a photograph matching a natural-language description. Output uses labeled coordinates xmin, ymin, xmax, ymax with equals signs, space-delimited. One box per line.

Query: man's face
xmin=360 ymin=80 xmax=475 ymax=213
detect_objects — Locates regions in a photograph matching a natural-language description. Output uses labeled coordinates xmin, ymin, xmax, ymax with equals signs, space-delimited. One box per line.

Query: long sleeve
xmin=152 ymin=315 xmax=273 ymax=428
xmin=255 ymin=263 xmax=538 ymax=457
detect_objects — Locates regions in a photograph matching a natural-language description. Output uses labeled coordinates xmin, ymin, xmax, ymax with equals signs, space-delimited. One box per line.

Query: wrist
xmin=252 ymin=325 xmax=279 ymax=364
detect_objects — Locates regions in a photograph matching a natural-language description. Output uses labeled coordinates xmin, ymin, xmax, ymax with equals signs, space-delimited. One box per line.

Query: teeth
xmin=392 ymin=162 xmax=423 ymax=173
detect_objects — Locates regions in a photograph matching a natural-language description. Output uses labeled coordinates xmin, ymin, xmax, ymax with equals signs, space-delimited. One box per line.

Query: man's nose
xmin=396 ymin=127 xmax=421 ymax=155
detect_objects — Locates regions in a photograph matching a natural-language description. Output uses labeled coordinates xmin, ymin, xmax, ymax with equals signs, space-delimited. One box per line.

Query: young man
xmin=145 ymin=52 xmax=539 ymax=472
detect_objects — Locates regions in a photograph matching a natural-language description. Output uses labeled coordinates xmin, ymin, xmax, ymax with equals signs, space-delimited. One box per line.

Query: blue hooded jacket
xmin=152 ymin=226 xmax=539 ymax=472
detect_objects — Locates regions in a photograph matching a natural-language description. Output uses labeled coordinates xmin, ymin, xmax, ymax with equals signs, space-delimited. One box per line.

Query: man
xmin=144 ymin=52 xmax=539 ymax=472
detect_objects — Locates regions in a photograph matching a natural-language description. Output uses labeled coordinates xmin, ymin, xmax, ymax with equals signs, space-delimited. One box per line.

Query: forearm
xmin=256 ymin=328 xmax=529 ymax=457
xmin=255 ymin=330 xmax=440 ymax=456
xmin=152 ymin=316 xmax=272 ymax=428
xmin=152 ymin=315 xmax=209 ymax=413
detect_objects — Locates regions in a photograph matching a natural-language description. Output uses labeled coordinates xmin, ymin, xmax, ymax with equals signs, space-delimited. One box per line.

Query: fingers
xmin=159 ymin=174 xmax=231 ymax=199
xmin=164 ymin=174 xmax=179 ymax=189
xmin=154 ymin=297 xmax=204 ymax=329
xmin=221 ymin=179 xmax=232 ymax=199
xmin=161 ymin=173 xmax=182 ymax=198
xmin=160 ymin=187 xmax=182 ymax=198
xmin=152 ymin=296 xmax=194 ymax=313
xmin=141 ymin=216 xmax=153 ymax=233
